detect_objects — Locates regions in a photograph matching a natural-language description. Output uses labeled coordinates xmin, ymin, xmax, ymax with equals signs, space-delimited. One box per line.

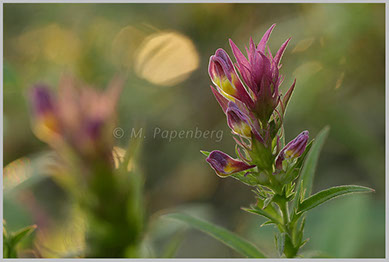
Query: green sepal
xmin=200 ymin=150 xmax=211 ymax=157
xmin=250 ymin=137 xmax=274 ymax=172
xmin=263 ymin=195 xmax=274 ymax=209
xmin=231 ymin=171 xmax=260 ymax=186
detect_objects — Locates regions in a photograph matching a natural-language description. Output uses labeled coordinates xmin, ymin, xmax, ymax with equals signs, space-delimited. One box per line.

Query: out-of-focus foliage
xmin=3 ymin=3 xmax=384 ymax=258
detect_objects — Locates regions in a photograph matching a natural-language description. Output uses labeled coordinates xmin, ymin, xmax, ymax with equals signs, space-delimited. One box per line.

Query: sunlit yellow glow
xmin=135 ymin=31 xmax=200 ymax=86
xmin=223 ymin=162 xmax=235 ymax=175
xmin=37 ymin=206 xmax=86 ymax=258
xmin=16 ymin=24 xmax=80 ymax=65
xmin=235 ymin=122 xmax=252 ymax=137
xmin=113 ymin=146 xmax=133 ymax=172
xmin=293 ymin=61 xmax=323 ymax=79
xmin=33 ymin=113 xmax=61 ymax=143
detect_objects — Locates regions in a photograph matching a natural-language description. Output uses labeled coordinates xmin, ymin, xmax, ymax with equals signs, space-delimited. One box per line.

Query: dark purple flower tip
xmin=206 ymin=150 xmax=255 ymax=177
xmin=30 ymin=84 xmax=55 ymax=115
xmin=85 ymin=118 xmax=104 ymax=139
xmin=284 ymin=130 xmax=309 ymax=157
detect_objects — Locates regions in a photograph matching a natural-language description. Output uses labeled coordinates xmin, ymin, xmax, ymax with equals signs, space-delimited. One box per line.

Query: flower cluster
xmin=205 ymin=24 xmax=309 ymax=192
xmin=29 ymin=76 xmax=145 ymax=258
xmin=30 ymin=76 xmax=123 ymax=164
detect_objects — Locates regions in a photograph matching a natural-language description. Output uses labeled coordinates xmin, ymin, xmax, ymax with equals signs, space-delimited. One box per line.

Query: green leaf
xmin=293 ymin=140 xmax=314 ymax=171
xmin=242 ymin=206 xmax=281 ymax=225
xmin=291 ymin=126 xmax=330 ymax=213
xmin=260 ymin=220 xmax=276 ymax=227
xmin=275 ymin=232 xmax=286 ymax=256
xmin=10 ymin=224 xmax=37 ymax=246
xmin=161 ymin=229 xmax=185 ymax=258
xmin=298 ymin=185 xmax=374 ymax=213
xmin=164 ymin=213 xmax=266 ymax=258
xmin=200 ymin=150 xmax=211 ymax=157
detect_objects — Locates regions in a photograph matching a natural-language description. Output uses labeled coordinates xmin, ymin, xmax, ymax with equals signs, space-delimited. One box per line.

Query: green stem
xmin=279 ymin=200 xmax=289 ymax=226
xmin=275 ymin=195 xmax=299 ymax=258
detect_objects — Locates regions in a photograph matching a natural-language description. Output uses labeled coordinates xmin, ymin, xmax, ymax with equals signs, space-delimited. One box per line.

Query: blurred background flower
xmin=3 ymin=3 xmax=384 ymax=258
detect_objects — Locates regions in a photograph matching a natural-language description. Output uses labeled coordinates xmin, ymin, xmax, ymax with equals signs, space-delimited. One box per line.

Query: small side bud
xmin=275 ymin=130 xmax=309 ymax=170
xmin=206 ymin=150 xmax=255 ymax=177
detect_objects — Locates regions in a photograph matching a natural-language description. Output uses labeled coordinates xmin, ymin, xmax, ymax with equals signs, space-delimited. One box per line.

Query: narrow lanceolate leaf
xmin=164 ymin=213 xmax=266 ymax=258
xmin=297 ymin=185 xmax=374 ymax=214
xmin=11 ymin=224 xmax=37 ymax=246
xmin=162 ymin=229 xmax=185 ymax=258
xmin=242 ymin=207 xmax=281 ymax=225
xmin=276 ymin=232 xmax=286 ymax=257
xmin=291 ymin=126 xmax=330 ymax=213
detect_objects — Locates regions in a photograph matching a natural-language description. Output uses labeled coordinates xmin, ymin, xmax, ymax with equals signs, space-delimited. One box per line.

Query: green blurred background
xmin=3 ymin=3 xmax=385 ymax=258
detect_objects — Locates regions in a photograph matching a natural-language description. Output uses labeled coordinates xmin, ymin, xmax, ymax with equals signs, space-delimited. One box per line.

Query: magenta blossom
xmin=205 ymin=24 xmax=305 ymax=178
xmin=209 ymin=24 xmax=295 ymax=124
xmin=29 ymin=76 xmax=123 ymax=162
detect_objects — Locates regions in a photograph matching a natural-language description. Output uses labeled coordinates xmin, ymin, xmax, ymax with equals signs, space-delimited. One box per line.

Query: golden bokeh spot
xmin=112 ymin=25 xmax=146 ymax=69
xmin=42 ymin=24 xmax=80 ymax=64
xmin=16 ymin=24 xmax=80 ymax=65
xmin=292 ymin=37 xmax=315 ymax=53
xmin=135 ymin=31 xmax=200 ymax=86
xmin=293 ymin=61 xmax=323 ymax=79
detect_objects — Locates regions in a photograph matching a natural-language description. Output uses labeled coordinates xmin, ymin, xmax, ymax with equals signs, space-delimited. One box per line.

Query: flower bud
xmin=206 ymin=150 xmax=255 ymax=177
xmin=226 ymin=102 xmax=253 ymax=138
xmin=209 ymin=49 xmax=253 ymax=108
xmin=275 ymin=130 xmax=309 ymax=169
